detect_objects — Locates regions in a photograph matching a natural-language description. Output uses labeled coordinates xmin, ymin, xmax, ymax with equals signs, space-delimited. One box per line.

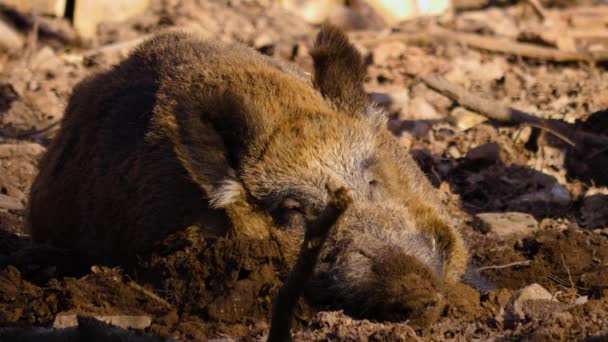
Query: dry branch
xmin=353 ymin=27 xmax=608 ymax=63
xmin=526 ymin=0 xmax=548 ymax=21
xmin=477 ymin=260 xmax=532 ymax=272
xmin=0 ymin=18 xmax=23 ymax=51
xmin=83 ymin=34 xmax=153 ymax=58
xmin=268 ymin=186 xmax=352 ymax=342
xmin=408 ymin=73 xmax=608 ymax=149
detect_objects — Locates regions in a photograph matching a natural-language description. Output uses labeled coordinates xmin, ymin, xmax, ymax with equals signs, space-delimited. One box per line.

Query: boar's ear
xmin=165 ymin=92 xmax=260 ymax=209
xmin=310 ymin=23 xmax=367 ymax=115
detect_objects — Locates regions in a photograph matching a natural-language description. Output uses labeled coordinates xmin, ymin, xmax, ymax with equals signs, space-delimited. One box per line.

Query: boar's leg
xmin=268 ymin=186 xmax=352 ymax=342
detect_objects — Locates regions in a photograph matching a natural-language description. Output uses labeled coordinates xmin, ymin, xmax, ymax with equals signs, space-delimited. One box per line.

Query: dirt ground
xmin=1 ymin=0 xmax=608 ymax=341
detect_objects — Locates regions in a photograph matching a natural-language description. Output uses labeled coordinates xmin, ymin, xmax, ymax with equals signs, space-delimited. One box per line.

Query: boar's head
xmin=165 ymin=25 xmax=467 ymax=323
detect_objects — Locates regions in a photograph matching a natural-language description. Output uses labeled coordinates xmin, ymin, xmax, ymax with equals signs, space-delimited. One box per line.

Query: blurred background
xmin=1 ymin=1 xmax=608 ymax=340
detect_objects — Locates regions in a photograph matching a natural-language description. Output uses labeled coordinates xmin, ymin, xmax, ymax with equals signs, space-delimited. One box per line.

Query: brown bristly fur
xmin=28 ymin=25 xmax=468 ymax=324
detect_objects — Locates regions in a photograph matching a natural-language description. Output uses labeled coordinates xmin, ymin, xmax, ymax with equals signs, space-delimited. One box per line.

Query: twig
xmin=561 ymin=253 xmax=575 ymax=289
xmin=476 ymin=260 xmax=532 ymax=272
xmin=526 ymin=0 xmax=548 ymax=21
xmin=409 ymin=73 xmax=608 ymax=149
xmin=0 ymin=4 xmax=77 ymax=44
xmin=413 ymin=73 xmax=541 ymax=123
xmin=127 ymin=281 xmax=174 ymax=310
xmin=548 ymin=274 xmax=588 ymax=291
xmin=353 ymin=27 xmax=607 ymax=62
xmin=525 ymin=122 xmax=575 ymax=147
xmin=83 ymin=34 xmax=153 ymax=58
xmin=268 ymin=186 xmax=352 ymax=342
xmin=90 ymin=265 xmax=174 ymax=310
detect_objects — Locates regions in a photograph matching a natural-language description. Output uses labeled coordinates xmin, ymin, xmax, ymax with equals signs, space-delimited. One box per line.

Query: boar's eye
xmin=273 ymin=198 xmax=306 ymax=227
xmin=368 ymin=179 xmax=381 ymax=201
xmin=282 ymin=198 xmax=302 ymax=211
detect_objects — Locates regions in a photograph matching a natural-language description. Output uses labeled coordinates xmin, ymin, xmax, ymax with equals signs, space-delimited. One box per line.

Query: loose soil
xmin=1 ymin=0 xmax=608 ymax=340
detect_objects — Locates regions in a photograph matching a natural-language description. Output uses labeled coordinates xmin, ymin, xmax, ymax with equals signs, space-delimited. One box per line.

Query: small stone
xmin=447 ymin=145 xmax=462 ymax=159
xmin=29 ymin=46 xmax=62 ymax=73
xmin=514 ymin=126 xmax=533 ymax=145
xmin=53 ymin=313 xmax=152 ymax=330
xmin=366 ymin=0 xmax=450 ymax=24
xmin=390 ymin=90 xmax=410 ymax=116
xmin=464 ymin=143 xmax=500 ymax=165
xmin=368 ymin=92 xmax=392 ymax=108
xmin=474 ymin=212 xmax=539 ymax=239
xmin=507 ymin=283 xmax=555 ymax=320
xmin=451 ymin=107 xmax=487 ymax=131
xmin=398 ymin=132 xmax=413 ymax=149
xmin=281 ymin=0 xmax=342 ymax=25
xmin=73 ymin=0 xmax=151 ymax=39
xmin=1 ymin=0 xmax=66 ymax=17
xmin=327 ymin=5 xmax=369 ymax=31
xmin=575 ymin=296 xmax=588 ymax=305
xmin=0 ymin=19 xmax=23 ymax=52
xmin=514 ymin=183 xmax=572 ymax=209
xmin=579 ymin=194 xmax=608 ymax=229
xmin=407 ymin=97 xmax=442 ymax=120
xmin=373 ymin=41 xmax=408 ymax=66
xmin=253 ymin=34 xmax=274 ymax=49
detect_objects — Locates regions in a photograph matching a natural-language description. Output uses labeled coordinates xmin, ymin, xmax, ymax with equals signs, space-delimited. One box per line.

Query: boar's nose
xmin=372 ymin=249 xmax=444 ymax=323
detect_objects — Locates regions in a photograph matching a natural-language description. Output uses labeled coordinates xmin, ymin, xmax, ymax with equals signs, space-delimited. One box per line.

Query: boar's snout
xmin=372 ymin=248 xmax=444 ymax=323
xmin=305 ymin=204 xmax=446 ymax=325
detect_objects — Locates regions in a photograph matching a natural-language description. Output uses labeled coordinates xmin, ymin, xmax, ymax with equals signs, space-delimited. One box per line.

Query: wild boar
xmin=27 ymin=25 xmax=468 ymax=322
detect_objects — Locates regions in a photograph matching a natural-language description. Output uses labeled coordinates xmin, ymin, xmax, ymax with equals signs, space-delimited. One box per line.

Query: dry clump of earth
xmin=1 ymin=0 xmax=608 ymax=340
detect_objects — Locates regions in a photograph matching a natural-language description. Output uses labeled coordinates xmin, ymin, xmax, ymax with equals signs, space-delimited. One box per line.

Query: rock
xmin=407 ymin=97 xmax=442 ymax=120
xmin=327 ymin=4 xmax=369 ymax=31
xmin=463 ymin=143 xmax=500 ymax=168
xmin=73 ymin=0 xmax=151 ymax=39
xmin=390 ymin=90 xmax=410 ymax=113
xmin=368 ymin=88 xmax=411 ymax=118
xmin=447 ymin=145 xmax=462 ymax=159
xmin=507 ymin=283 xmax=555 ymax=320
xmin=398 ymin=132 xmax=413 ymax=149
xmin=451 ymin=107 xmax=487 ymax=131
xmin=1 ymin=0 xmax=66 ymax=17
xmin=280 ymin=0 xmax=342 ymax=25
xmin=253 ymin=34 xmax=274 ymax=50
xmin=0 ymin=194 xmax=24 ymax=210
xmin=579 ymin=194 xmax=608 ymax=229
xmin=0 ymin=19 xmax=23 ymax=53
xmin=474 ymin=212 xmax=539 ymax=239
xmin=53 ymin=313 xmax=152 ymax=330
xmin=366 ymin=0 xmax=450 ymax=25
xmin=455 ymin=8 xmax=519 ymax=38
xmin=514 ymin=183 xmax=572 ymax=208
xmin=575 ymin=296 xmax=588 ymax=305
xmin=514 ymin=126 xmax=532 ymax=145
xmin=368 ymin=92 xmax=392 ymax=108
xmin=25 ymin=89 xmax=64 ymax=121
xmin=29 ymin=46 xmax=63 ymax=73
xmin=373 ymin=41 xmax=408 ymax=65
